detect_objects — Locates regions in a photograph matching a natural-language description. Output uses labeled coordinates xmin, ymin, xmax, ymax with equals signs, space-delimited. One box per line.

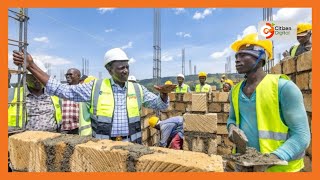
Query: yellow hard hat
xmin=225 ymin=79 xmax=234 ymax=86
xmin=231 ymin=33 xmax=273 ymax=60
xmin=297 ymin=23 xmax=312 ymax=35
xmin=148 ymin=116 xmax=159 ymax=128
xmin=222 ymin=74 xmax=226 ymax=78
xmin=165 ymin=80 xmax=172 ymax=85
xmin=83 ymin=76 xmax=97 ymax=84
xmin=198 ymin=72 xmax=207 ymax=77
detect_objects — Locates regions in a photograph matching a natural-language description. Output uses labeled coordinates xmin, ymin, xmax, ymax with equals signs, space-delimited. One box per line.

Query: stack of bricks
xmin=140 ymin=107 xmax=159 ymax=147
xmin=9 ymin=131 xmax=224 ymax=172
xmin=160 ymin=91 xmax=233 ymax=156
xmin=271 ymin=51 xmax=312 ymax=172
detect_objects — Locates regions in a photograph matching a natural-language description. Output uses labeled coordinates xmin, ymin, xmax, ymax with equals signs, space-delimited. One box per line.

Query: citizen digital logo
xmin=274 ymin=26 xmax=292 ymax=31
xmin=258 ymin=21 xmax=296 ymax=40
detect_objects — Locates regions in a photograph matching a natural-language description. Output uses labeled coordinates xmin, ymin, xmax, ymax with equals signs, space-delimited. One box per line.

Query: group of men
xmin=8 ymin=22 xmax=312 ymax=172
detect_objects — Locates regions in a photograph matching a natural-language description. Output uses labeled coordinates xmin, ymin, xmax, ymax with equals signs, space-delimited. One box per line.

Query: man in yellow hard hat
xmin=195 ymin=72 xmax=212 ymax=93
xmin=283 ymin=23 xmax=312 ymax=57
xmin=222 ymin=79 xmax=233 ymax=92
xmin=175 ymin=74 xmax=190 ymax=93
xmin=12 ymin=48 xmax=174 ymax=144
xmin=165 ymin=80 xmax=172 ymax=85
xmin=228 ymin=33 xmax=310 ymax=172
xmin=148 ymin=116 xmax=184 ymax=150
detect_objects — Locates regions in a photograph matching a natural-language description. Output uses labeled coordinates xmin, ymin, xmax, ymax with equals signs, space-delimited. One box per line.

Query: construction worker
xmin=79 ymin=75 xmax=88 ymax=84
xmin=220 ymin=74 xmax=226 ymax=83
xmin=165 ymin=80 xmax=172 ymax=85
xmin=8 ymin=60 xmax=62 ymax=132
xmin=12 ymin=48 xmax=173 ymax=143
xmin=283 ymin=23 xmax=312 ymax=58
xmin=195 ymin=72 xmax=212 ymax=93
xmin=128 ymin=75 xmax=137 ymax=83
xmin=60 ymin=68 xmax=81 ymax=134
xmin=227 ymin=33 xmax=310 ymax=172
xmin=148 ymin=116 xmax=184 ymax=150
xmin=175 ymin=74 xmax=190 ymax=93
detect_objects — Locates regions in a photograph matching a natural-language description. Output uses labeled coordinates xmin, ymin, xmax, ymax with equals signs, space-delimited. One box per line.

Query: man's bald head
xmin=65 ymin=68 xmax=81 ymax=85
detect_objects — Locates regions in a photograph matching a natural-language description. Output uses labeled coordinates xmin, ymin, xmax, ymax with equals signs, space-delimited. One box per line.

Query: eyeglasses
xmin=65 ymin=73 xmax=73 ymax=77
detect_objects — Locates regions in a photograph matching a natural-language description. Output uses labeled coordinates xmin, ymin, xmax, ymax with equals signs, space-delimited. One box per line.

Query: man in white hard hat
xmin=8 ymin=59 xmax=62 ymax=132
xmin=175 ymin=73 xmax=190 ymax=93
xmin=128 ymin=75 xmax=137 ymax=83
xmin=12 ymin=48 xmax=174 ymax=143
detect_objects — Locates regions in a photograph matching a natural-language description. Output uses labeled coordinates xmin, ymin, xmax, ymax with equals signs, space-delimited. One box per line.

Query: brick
xmin=207 ymin=139 xmax=217 ymax=155
xmin=186 ymin=103 xmax=192 ymax=112
xmin=183 ymin=113 xmax=217 ymax=133
xmin=216 ymin=135 xmax=222 ymax=145
xmin=309 ymin=72 xmax=312 ymax=90
xmin=303 ymin=93 xmax=312 ymax=112
xmin=217 ymin=124 xmax=228 ymax=135
xmin=176 ymin=93 xmax=184 ymax=101
xmin=208 ymin=103 xmax=222 ymax=113
xmin=223 ymin=103 xmax=230 ymax=112
xmin=141 ymin=107 xmax=154 ymax=117
xmin=222 ymin=135 xmax=234 ymax=146
xmin=212 ymin=92 xmax=229 ymax=102
xmin=296 ymin=72 xmax=309 ymax=90
xmin=282 ymin=58 xmax=296 ymax=74
xmin=217 ymin=113 xmax=229 ymax=123
xmin=306 ymin=143 xmax=312 ymax=158
xmin=192 ymin=137 xmax=205 ymax=152
xmin=9 ymin=131 xmax=61 ymax=172
xmin=183 ymin=138 xmax=190 ymax=151
xmin=217 ymin=145 xmax=232 ymax=155
xmin=161 ymin=102 xmax=174 ymax=113
xmin=271 ymin=63 xmax=282 ymax=74
xmin=137 ymin=147 xmax=224 ymax=172
xmin=142 ymin=116 xmax=152 ymax=129
xmin=160 ymin=112 xmax=168 ymax=120
xmin=142 ymin=128 xmax=150 ymax=141
xmin=168 ymin=93 xmax=176 ymax=101
xmin=167 ymin=111 xmax=183 ymax=118
xmin=297 ymin=51 xmax=312 ymax=72
xmin=302 ymin=156 xmax=312 ymax=172
xmin=71 ymin=140 xmax=132 ymax=172
xmin=183 ymin=93 xmax=192 ymax=102
xmin=307 ymin=112 xmax=312 ymax=129
xmin=212 ymin=86 xmax=217 ymax=91
xmin=191 ymin=93 xmax=208 ymax=112
xmin=175 ymin=102 xmax=186 ymax=112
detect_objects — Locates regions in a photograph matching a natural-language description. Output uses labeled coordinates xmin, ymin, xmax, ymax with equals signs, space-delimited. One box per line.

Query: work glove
xmin=228 ymin=124 xmax=248 ymax=143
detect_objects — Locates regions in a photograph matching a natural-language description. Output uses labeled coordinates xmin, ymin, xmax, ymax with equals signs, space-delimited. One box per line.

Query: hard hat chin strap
xmin=245 ymin=50 xmax=265 ymax=78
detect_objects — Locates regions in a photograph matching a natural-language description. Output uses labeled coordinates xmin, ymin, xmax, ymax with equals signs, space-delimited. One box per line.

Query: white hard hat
xmin=128 ymin=75 xmax=137 ymax=82
xmin=104 ymin=48 xmax=129 ymax=66
xmin=28 ymin=59 xmax=48 ymax=74
xmin=177 ymin=73 xmax=185 ymax=79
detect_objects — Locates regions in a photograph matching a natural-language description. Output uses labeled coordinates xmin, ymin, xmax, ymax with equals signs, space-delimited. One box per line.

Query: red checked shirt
xmin=61 ymin=99 xmax=79 ymax=130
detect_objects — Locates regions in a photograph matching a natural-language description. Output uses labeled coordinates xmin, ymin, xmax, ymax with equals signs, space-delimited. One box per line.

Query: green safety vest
xmin=88 ymin=79 xmax=143 ymax=143
xmin=290 ymin=45 xmax=299 ymax=57
xmin=175 ymin=84 xmax=189 ymax=93
xmin=195 ymin=84 xmax=211 ymax=93
xmin=79 ymin=102 xmax=92 ymax=136
xmin=8 ymin=87 xmax=62 ymax=128
xmin=232 ymin=74 xmax=304 ymax=172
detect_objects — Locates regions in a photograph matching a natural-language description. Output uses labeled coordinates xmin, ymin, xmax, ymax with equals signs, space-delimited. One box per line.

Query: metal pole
xmin=21 ymin=8 xmax=28 ymax=129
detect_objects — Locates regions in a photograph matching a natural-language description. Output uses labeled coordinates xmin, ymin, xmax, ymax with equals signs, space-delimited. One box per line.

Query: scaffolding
xmin=8 ymin=8 xmax=29 ymax=129
xmin=181 ymin=48 xmax=185 ymax=75
xmin=153 ymin=8 xmax=161 ymax=85
xmin=262 ymin=8 xmax=275 ymax=73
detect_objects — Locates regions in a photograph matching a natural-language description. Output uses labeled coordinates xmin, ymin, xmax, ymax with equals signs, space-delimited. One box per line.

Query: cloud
xmin=129 ymin=57 xmax=136 ymax=64
xmin=172 ymin=8 xmax=186 ymax=15
xmin=121 ymin=41 xmax=133 ymax=49
xmin=237 ymin=25 xmax=258 ymax=40
xmin=193 ymin=8 xmax=216 ymax=20
xmin=176 ymin=32 xmax=192 ymax=38
xmin=97 ymin=8 xmax=116 ymax=14
xmin=273 ymin=8 xmax=312 ymax=23
xmin=162 ymin=55 xmax=174 ymax=62
xmin=33 ymin=36 xmax=49 ymax=43
xmin=210 ymin=48 xmax=232 ymax=60
xmin=105 ymin=29 xmax=114 ymax=33
xmin=32 ymin=54 xmax=72 ymax=66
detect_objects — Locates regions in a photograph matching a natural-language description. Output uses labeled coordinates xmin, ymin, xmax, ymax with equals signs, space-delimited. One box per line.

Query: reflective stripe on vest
xmin=232 ymin=74 xmax=304 ymax=172
xmin=290 ymin=45 xmax=299 ymax=57
xmin=8 ymin=87 xmax=62 ymax=128
xmin=89 ymin=78 xmax=143 ymax=143
xmin=175 ymin=84 xmax=189 ymax=93
xmin=195 ymin=84 xmax=210 ymax=92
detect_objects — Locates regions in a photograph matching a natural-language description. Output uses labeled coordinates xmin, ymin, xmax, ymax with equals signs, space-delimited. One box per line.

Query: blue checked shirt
xmin=46 ymin=76 xmax=169 ymax=137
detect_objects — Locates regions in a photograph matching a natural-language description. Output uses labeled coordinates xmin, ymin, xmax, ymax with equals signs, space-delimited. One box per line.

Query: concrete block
xmin=302 ymin=156 xmax=312 ymax=172
xmin=185 ymin=103 xmax=192 ymax=112
xmin=217 ymin=113 xmax=229 ymax=124
xmin=183 ymin=113 xmax=217 ymax=133
xmin=296 ymin=72 xmax=309 ymax=90
xmin=192 ymin=137 xmax=205 ymax=153
xmin=306 ymin=143 xmax=312 ymax=158
xmin=309 ymin=72 xmax=312 ymax=90
xmin=141 ymin=107 xmax=154 ymax=117
xmin=167 ymin=111 xmax=183 ymax=118
xmin=208 ymin=103 xmax=222 ymax=113
xmin=212 ymin=92 xmax=229 ymax=102
xmin=217 ymin=124 xmax=228 ymax=135
xmin=303 ymin=93 xmax=312 ymax=112
xmin=175 ymin=102 xmax=186 ymax=112
xmin=183 ymin=93 xmax=192 ymax=102
xmin=207 ymin=139 xmax=217 ymax=155
xmin=216 ymin=135 xmax=222 ymax=145
xmin=161 ymin=102 xmax=174 ymax=113
xmin=297 ymin=51 xmax=312 ymax=72
xmin=223 ymin=103 xmax=230 ymax=112
xmin=212 ymin=86 xmax=217 ymax=91
xmin=282 ymin=58 xmax=296 ymax=74
xmin=217 ymin=145 xmax=232 ymax=155
xmin=168 ymin=93 xmax=176 ymax=102
xmin=271 ymin=63 xmax=282 ymax=74
xmin=222 ymin=135 xmax=234 ymax=146
xmin=191 ymin=93 xmax=208 ymax=112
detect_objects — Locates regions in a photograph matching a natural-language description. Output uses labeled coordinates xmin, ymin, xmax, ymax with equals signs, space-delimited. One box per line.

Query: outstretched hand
xmin=154 ymin=84 xmax=177 ymax=94
xmin=12 ymin=50 xmax=34 ymax=68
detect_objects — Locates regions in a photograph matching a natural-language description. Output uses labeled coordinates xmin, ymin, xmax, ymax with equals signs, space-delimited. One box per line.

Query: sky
xmin=8 ymin=8 xmax=312 ymax=81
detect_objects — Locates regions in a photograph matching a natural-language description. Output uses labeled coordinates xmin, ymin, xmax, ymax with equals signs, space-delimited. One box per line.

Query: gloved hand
xmin=228 ymin=124 xmax=248 ymax=143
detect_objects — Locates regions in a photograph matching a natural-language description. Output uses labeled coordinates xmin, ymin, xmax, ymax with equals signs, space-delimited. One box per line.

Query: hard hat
xmin=165 ymin=80 xmax=172 ymax=85
xmin=231 ymin=33 xmax=273 ymax=60
xmin=177 ymin=73 xmax=185 ymax=79
xmin=128 ymin=75 xmax=137 ymax=82
xmin=148 ymin=116 xmax=159 ymax=128
xmin=28 ymin=59 xmax=47 ymax=74
xmin=104 ymin=48 xmax=129 ymax=66
xmin=198 ymin=71 xmax=207 ymax=77
xmin=297 ymin=23 xmax=312 ymax=36
xmin=83 ymin=76 xmax=97 ymax=84
xmin=221 ymin=74 xmax=226 ymax=78
xmin=225 ymin=79 xmax=234 ymax=86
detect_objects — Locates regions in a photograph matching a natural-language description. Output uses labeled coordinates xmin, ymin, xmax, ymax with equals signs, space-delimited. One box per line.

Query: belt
xmin=110 ymin=136 xmax=129 ymax=141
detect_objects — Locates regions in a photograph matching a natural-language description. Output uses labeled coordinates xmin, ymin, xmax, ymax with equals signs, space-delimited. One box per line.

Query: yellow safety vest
xmin=232 ymin=74 xmax=304 ymax=172
xmin=79 ymin=102 xmax=92 ymax=136
xmin=8 ymin=87 xmax=62 ymax=128
xmin=290 ymin=45 xmax=299 ymax=57
xmin=88 ymin=79 xmax=143 ymax=143
xmin=175 ymin=84 xmax=189 ymax=93
xmin=195 ymin=84 xmax=211 ymax=93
